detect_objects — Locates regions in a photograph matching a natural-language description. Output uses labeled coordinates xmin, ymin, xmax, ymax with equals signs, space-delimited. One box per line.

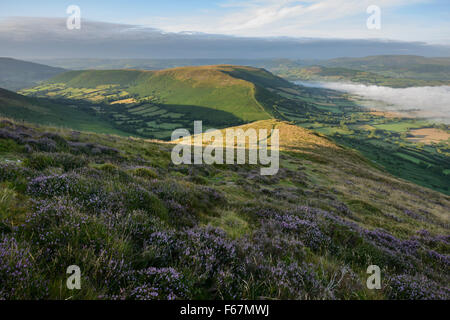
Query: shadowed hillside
xmin=0 ymin=87 xmax=130 ymax=135
xmin=36 ymin=65 xmax=297 ymax=122
xmin=19 ymin=65 xmax=312 ymax=139
xmin=0 ymin=58 xmax=65 ymax=91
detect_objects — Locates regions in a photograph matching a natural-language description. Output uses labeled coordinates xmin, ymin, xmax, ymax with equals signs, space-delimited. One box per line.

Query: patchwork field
xmin=408 ymin=128 xmax=450 ymax=144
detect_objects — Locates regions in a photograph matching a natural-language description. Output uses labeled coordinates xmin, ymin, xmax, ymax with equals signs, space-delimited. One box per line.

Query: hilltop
xmin=0 ymin=117 xmax=448 ymax=299
xmin=0 ymin=57 xmax=66 ymax=91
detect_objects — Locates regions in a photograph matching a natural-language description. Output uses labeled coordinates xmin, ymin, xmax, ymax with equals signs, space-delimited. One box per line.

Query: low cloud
xmin=299 ymin=81 xmax=450 ymax=124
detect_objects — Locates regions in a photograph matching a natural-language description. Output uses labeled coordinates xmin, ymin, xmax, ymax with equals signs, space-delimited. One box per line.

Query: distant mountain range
xmin=318 ymin=55 xmax=450 ymax=81
xmin=30 ymin=55 xmax=450 ymax=86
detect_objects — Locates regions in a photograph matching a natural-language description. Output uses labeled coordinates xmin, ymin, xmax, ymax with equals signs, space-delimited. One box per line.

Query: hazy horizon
xmin=1 ymin=16 xmax=449 ymax=60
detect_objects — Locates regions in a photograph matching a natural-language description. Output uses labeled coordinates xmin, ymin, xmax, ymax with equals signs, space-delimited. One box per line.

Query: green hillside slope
xmin=40 ymin=65 xmax=293 ymax=122
xmin=20 ymin=65 xmax=311 ymax=139
xmin=0 ymin=57 xmax=66 ymax=91
xmin=0 ymin=88 xmax=129 ymax=135
xmin=0 ymin=118 xmax=448 ymax=299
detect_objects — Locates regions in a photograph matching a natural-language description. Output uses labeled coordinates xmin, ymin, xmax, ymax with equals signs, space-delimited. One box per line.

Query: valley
xmin=1 ymin=61 xmax=446 ymax=195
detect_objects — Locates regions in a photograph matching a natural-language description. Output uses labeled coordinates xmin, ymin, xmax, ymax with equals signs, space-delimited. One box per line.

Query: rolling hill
xmin=0 ymin=57 xmax=66 ymax=91
xmin=20 ymin=65 xmax=310 ymax=138
xmin=39 ymin=65 xmax=296 ymax=121
xmin=30 ymin=55 xmax=450 ymax=84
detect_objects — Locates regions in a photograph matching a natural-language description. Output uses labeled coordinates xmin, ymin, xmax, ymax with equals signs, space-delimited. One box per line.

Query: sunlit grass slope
xmin=44 ymin=65 xmax=296 ymax=122
xmin=0 ymin=88 xmax=129 ymax=135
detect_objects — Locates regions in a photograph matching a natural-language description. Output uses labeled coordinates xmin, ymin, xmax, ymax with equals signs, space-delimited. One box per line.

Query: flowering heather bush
xmin=27 ymin=173 xmax=80 ymax=197
xmin=150 ymin=179 xmax=225 ymax=219
xmin=164 ymin=199 xmax=196 ymax=227
xmin=0 ymin=235 xmax=47 ymax=299
xmin=266 ymin=261 xmax=329 ymax=299
xmin=388 ymin=274 xmax=450 ymax=300
xmin=0 ymin=129 xmax=21 ymax=142
xmin=361 ymin=229 xmax=420 ymax=271
xmin=23 ymin=198 xmax=91 ymax=249
xmin=414 ymin=229 xmax=449 ymax=251
xmin=143 ymin=231 xmax=182 ymax=266
xmin=257 ymin=210 xmax=331 ymax=251
xmin=181 ymin=227 xmax=238 ymax=277
xmin=123 ymin=267 xmax=188 ymax=300
xmin=40 ymin=132 xmax=68 ymax=148
xmin=249 ymin=222 xmax=306 ymax=260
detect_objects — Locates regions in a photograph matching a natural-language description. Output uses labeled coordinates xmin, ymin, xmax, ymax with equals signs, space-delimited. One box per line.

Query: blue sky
xmin=1 ymin=0 xmax=449 ymax=43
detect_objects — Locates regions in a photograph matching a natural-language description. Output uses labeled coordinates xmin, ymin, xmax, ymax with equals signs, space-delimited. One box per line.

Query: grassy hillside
xmin=40 ymin=65 xmax=294 ymax=122
xmin=20 ymin=65 xmax=311 ymax=139
xmin=0 ymin=118 xmax=448 ymax=299
xmin=0 ymin=58 xmax=65 ymax=91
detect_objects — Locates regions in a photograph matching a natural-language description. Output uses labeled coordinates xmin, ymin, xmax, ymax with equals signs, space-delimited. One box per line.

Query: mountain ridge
xmin=0 ymin=57 xmax=66 ymax=91
xmin=24 ymin=65 xmax=303 ymax=123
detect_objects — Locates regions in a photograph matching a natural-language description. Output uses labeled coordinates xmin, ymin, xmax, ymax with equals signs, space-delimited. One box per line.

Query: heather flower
xmin=0 ymin=235 xmax=48 ymax=299
xmin=115 ymin=267 xmax=187 ymax=300
xmin=388 ymin=274 xmax=449 ymax=300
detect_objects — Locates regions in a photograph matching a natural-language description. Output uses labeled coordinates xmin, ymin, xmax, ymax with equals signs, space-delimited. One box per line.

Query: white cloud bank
xmin=297 ymin=81 xmax=450 ymax=123
xmin=141 ymin=0 xmax=449 ymax=44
